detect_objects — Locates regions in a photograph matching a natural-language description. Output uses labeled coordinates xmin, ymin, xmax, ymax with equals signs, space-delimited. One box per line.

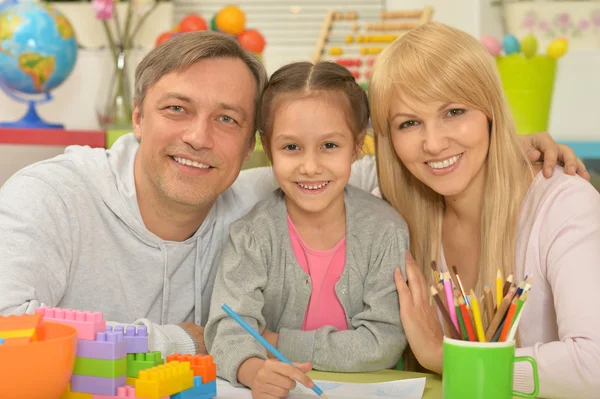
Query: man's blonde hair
xmin=134 ymin=31 xmax=268 ymax=132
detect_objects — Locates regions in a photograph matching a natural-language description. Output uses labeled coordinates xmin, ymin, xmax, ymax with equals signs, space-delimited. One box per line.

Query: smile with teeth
xmin=426 ymin=153 xmax=463 ymax=169
xmin=297 ymin=181 xmax=330 ymax=190
xmin=172 ymin=156 xmax=211 ymax=169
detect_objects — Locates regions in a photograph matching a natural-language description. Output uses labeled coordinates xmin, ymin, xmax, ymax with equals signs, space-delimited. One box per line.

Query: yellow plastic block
xmin=126 ymin=377 xmax=137 ymax=386
xmin=60 ymin=384 xmax=93 ymax=399
xmin=329 ymin=47 xmax=342 ymax=55
xmin=135 ymin=361 xmax=194 ymax=399
xmin=0 ymin=328 xmax=36 ymax=340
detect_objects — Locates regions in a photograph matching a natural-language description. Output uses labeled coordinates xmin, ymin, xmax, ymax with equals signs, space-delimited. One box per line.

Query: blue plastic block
xmin=0 ymin=337 xmax=4 ymax=345
xmin=171 ymin=376 xmax=216 ymax=399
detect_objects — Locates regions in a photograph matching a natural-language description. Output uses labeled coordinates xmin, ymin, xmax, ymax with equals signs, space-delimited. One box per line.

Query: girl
xmin=370 ymin=22 xmax=600 ymax=398
xmin=205 ymin=62 xmax=409 ymax=398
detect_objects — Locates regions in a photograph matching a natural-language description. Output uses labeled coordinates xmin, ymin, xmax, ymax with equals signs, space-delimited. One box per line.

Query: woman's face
xmin=388 ymin=96 xmax=490 ymax=198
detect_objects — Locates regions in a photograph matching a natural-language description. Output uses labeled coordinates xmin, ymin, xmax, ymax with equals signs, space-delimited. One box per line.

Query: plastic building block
xmin=73 ymin=357 xmax=127 ymax=378
xmin=171 ymin=377 xmax=216 ymax=399
xmin=167 ymin=354 xmax=216 ymax=383
xmin=110 ymin=325 xmax=149 ymax=354
xmin=126 ymin=377 xmax=137 ymax=386
xmin=36 ymin=307 xmax=106 ymax=341
xmin=135 ymin=361 xmax=194 ymax=399
xmin=0 ymin=312 xmax=42 ymax=331
xmin=90 ymin=385 xmax=168 ymax=399
xmin=77 ymin=328 xmax=127 ymax=360
xmin=61 ymin=383 xmax=93 ymax=399
xmin=0 ymin=328 xmax=36 ymax=340
xmin=127 ymin=351 xmax=164 ymax=378
xmin=0 ymin=337 xmax=4 ymax=345
xmin=70 ymin=375 xmax=127 ymax=396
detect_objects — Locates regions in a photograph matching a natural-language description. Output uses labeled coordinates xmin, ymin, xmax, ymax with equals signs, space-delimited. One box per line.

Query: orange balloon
xmin=179 ymin=14 xmax=208 ymax=32
xmin=215 ymin=5 xmax=246 ymax=35
xmin=155 ymin=31 xmax=173 ymax=47
xmin=237 ymin=29 xmax=266 ymax=53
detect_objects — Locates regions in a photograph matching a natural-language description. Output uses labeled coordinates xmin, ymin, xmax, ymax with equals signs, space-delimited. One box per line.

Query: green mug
xmin=443 ymin=337 xmax=539 ymax=399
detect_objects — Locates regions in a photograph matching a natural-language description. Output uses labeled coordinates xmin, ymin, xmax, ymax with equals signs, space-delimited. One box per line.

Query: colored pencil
xmin=484 ymin=285 xmax=495 ymax=321
xmin=496 ymin=269 xmax=503 ymax=309
xmin=221 ymin=304 xmax=328 ymax=398
xmin=502 ymin=275 xmax=513 ymax=297
xmin=430 ymin=286 xmax=461 ymax=340
xmin=469 ymin=290 xmax=486 ymax=342
xmin=457 ymin=297 xmax=476 ymax=341
xmin=485 ymin=286 xmax=516 ymax=341
xmin=438 ymin=283 xmax=454 ymax=335
xmin=455 ymin=296 xmax=467 ymax=340
xmin=452 ymin=265 xmax=470 ymax=307
xmin=443 ymin=272 xmax=459 ymax=331
xmin=506 ymin=296 xmax=529 ymax=342
xmin=431 ymin=260 xmax=440 ymax=284
xmin=499 ymin=296 xmax=519 ymax=342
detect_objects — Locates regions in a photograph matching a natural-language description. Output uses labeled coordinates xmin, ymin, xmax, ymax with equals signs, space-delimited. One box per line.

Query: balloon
xmin=521 ymin=34 xmax=538 ymax=58
xmin=502 ymin=34 xmax=521 ymax=55
xmin=179 ymin=14 xmax=207 ymax=32
xmin=155 ymin=31 xmax=173 ymax=47
xmin=215 ymin=5 xmax=246 ymax=35
xmin=547 ymin=38 xmax=568 ymax=59
xmin=237 ymin=29 xmax=266 ymax=53
xmin=210 ymin=14 xmax=218 ymax=31
xmin=480 ymin=35 xmax=501 ymax=56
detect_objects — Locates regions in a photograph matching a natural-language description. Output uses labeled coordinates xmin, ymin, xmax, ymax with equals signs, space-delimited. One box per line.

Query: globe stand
xmin=0 ymin=80 xmax=64 ymax=129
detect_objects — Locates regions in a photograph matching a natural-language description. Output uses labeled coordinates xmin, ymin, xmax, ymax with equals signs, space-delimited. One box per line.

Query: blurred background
xmin=0 ymin=0 xmax=598 ymax=190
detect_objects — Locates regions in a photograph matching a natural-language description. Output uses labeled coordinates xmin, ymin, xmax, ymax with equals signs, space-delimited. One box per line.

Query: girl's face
xmin=388 ymin=97 xmax=490 ymax=199
xmin=270 ymin=94 xmax=359 ymax=217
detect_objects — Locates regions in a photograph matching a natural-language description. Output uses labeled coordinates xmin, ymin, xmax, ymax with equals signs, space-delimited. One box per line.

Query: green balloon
xmin=211 ymin=14 xmax=218 ymax=31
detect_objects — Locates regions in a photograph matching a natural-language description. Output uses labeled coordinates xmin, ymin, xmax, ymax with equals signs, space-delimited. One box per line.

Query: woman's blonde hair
xmin=370 ymin=22 xmax=533 ymax=315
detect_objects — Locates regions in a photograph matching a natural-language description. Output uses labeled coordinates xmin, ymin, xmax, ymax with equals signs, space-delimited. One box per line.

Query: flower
xmin=578 ymin=19 xmax=590 ymax=31
xmin=592 ymin=10 xmax=600 ymax=27
xmin=556 ymin=12 xmax=571 ymax=29
xmin=539 ymin=20 xmax=550 ymax=32
xmin=521 ymin=11 xmax=536 ymax=29
xmin=92 ymin=0 xmax=114 ymax=20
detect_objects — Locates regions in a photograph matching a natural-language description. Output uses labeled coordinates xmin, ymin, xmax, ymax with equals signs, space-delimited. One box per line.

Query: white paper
xmin=216 ymin=377 xmax=426 ymax=399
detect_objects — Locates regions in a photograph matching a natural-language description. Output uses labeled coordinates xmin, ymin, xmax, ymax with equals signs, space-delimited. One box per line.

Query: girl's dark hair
xmin=258 ymin=61 xmax=370 ymax=158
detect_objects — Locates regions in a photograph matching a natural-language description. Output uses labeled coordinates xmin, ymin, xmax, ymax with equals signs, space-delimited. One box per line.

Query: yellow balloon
xmin=547 ymin=38 xmax=568 ymax=59
xmin=215 ymin=5 xmax=246 ymax=35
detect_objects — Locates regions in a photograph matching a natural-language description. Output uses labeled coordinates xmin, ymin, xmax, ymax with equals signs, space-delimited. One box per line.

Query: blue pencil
xmin=221 ymin=304 xmax=327 ymax=398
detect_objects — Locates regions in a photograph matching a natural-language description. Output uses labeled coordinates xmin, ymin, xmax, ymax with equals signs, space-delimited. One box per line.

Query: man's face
xmin=133 ymin=57 xmax=256 ymax=210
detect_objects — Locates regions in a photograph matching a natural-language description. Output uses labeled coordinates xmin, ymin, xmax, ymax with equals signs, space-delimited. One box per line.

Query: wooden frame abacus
xmin=312 ymin=7 xmax=434 ymax=90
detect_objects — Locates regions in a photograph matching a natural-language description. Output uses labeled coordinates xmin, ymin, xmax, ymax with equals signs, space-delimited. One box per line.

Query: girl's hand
xmin=251 ymin=359 xmax=314 ymax=399
xmin=394 ymin=252 xmax=444 ymax=374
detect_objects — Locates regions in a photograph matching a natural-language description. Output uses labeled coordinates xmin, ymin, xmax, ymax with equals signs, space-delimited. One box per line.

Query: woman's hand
xmin=394 ymin=252 xmax=444 ymax=374
xmin=521 ymin=132 xmax=590 ymax=180
xmin=239 ymin=358 xmax=314 ymax=399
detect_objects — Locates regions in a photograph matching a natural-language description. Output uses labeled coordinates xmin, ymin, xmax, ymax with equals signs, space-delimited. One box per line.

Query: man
xmin=0 ymin=31 xmax=588 ymax=356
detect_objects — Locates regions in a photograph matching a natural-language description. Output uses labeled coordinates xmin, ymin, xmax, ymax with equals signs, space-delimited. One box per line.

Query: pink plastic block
xmin=71 ymin=375 xmax=126 ymax=396
xmin=36 ymin=306 xmax=106 ymax=341
xmin=112 ymin=326 xmax=148 ymax=354
xmin=77 ymin=328 xmax=127 ymax=360
xmin=90 ymin=385 xmax=168 ymax=399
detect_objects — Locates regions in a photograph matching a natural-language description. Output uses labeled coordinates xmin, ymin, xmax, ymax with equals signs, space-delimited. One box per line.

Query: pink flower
xmin=539 ymin=20 xmax=549 ymax=32
xmin=578 ymin=19 xmax=590 ymax=31
xmin=521 ymin=11 xmax=536 ymax=29
xmin=557 ymin=12 xmax=571 ymax=28
xmin=592 ymin=10 xmax=600 ymax=26
xmin=92 ymin=0 xmax=114 ymax=20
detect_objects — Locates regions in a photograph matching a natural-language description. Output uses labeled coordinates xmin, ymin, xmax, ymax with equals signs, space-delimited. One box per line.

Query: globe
xmin=0 ymin=0 xmax=77 ymax=128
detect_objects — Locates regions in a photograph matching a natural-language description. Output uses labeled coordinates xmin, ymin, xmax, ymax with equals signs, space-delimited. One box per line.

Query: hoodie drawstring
xmin=159 ymin=242 xmax=170 ymax=325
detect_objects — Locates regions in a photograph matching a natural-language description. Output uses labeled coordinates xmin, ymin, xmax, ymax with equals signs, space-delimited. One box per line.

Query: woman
xmin=369 ymin=22 xmax=600 ymax=398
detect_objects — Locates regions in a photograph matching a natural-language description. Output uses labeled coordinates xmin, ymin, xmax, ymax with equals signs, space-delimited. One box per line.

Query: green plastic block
xmin=127 ymin=351 xmax=164 ymax=378
xmin=73 ymin=356 xmax=127 ymax=378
